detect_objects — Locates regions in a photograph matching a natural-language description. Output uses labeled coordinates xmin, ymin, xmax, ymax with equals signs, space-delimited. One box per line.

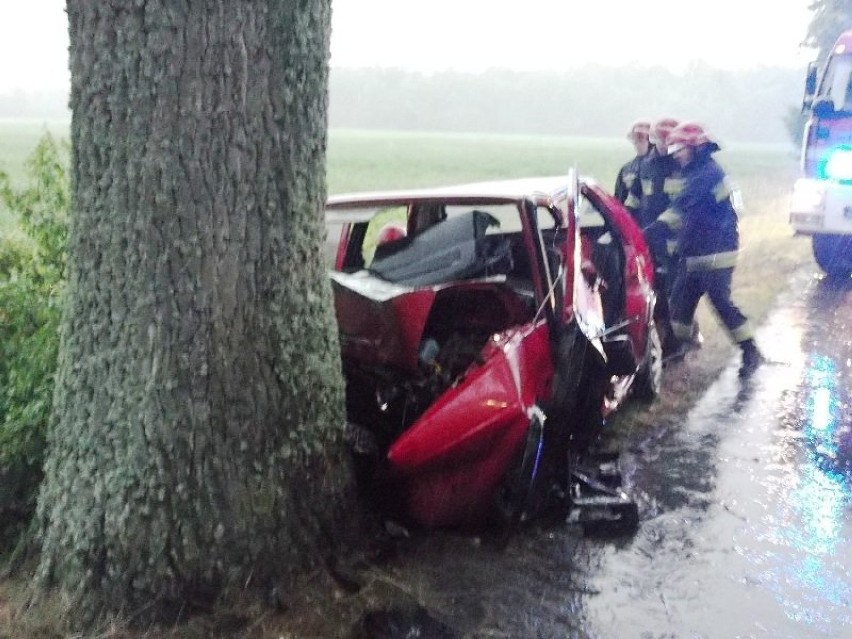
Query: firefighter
xmin=639 ymin=118 xmax=680 ymax=225
xmin=614 ymin=120 xmax=651 ymax=224
xmin=637 ymin=117 xmax=690 ymax=356
xmin=648 ymin=121 xmax=763 ymax=376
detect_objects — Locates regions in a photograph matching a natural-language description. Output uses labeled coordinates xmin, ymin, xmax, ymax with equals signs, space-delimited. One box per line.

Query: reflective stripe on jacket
xmin=637 ymin=147 xmax=682 ymax=228
xmin=614 ymin=152 xmax=648 ymax=223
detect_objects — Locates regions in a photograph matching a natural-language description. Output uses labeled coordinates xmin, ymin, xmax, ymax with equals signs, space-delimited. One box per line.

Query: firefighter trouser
xmin=646 ymin=236 xmax=678 ymax=352
xmin=653 ymin=260 xmax=678 ymax=353
xmin=669 ymin=266 xmax=752 ymax=344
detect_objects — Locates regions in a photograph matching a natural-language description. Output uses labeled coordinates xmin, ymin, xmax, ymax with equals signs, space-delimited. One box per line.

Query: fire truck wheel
xmin=812 ymin=234 xmax=852 ymax=278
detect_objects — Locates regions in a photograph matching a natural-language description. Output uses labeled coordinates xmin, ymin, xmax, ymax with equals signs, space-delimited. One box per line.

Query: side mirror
xmin=805 ymin=62 xmax=818 ymax=95
xmin=802 ymin=62 xmax=818 ymax=112
xmin=813 ymin=96 xmax=836 ymax=118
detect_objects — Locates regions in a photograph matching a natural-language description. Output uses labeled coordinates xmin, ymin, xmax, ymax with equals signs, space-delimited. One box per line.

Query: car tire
xmin=633 ymin=321 xmax=662 ymax=401
xmin=812 ymin=234 xmax=852 ymax=278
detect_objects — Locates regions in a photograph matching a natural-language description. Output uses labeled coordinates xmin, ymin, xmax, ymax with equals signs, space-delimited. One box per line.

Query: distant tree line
xmin=329 ymin=64 xmax=806 ymax=144
xmin=2 ymin=64 xmax=805 ymax=144
xmin=0 ymin=91 xmax=70 ymax=119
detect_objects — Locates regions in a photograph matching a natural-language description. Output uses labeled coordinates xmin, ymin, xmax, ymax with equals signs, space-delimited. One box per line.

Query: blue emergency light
xmin=822 ymin=145 xmax=852 ymax=182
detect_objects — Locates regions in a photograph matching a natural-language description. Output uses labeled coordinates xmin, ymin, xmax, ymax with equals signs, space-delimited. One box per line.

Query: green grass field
xmin=326 ymin=129 xmax=799 ymax=202
xmin=1 ymin=121 xmax=807 ymax=280
xmin=0 ymin=120 xmax=799 ymax=199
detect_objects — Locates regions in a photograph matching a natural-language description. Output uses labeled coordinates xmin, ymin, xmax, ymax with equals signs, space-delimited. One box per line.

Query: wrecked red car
xmin=326 ymin=174 xmax=661 ymax=530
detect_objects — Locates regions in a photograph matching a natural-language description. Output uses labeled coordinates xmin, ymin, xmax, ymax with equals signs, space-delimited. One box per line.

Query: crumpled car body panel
xmin=326 ymin=176 xmax=656 ymax=527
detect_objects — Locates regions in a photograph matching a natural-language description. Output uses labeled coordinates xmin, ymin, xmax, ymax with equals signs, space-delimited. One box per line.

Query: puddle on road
xmin=578 ymin=275 xmax=852 ymax=638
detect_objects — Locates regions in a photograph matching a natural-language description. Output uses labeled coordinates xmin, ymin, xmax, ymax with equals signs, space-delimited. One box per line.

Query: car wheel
xmin=812 ymin=234 xmax=852 ymax=278
xmin=633 ymin=321 xmax=662 ymax=401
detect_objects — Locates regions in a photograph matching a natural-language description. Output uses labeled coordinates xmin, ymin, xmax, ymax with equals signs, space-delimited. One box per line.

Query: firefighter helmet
xmin=666 ymin=121 xmax=717 ymax=154
xmin=650 ymin=117 xmax=679 ymax=146
xmin=377 ymin=223 xmax=406 ymax=246
xmin=627 ymin=119 xmax=651 ymax=139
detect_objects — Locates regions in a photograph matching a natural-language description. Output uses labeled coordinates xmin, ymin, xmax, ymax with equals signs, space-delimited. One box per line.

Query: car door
xmin=547 ymin=171 xmax=607 ymax=349
xmin=580 ymin=182 xmax=654 ymax=363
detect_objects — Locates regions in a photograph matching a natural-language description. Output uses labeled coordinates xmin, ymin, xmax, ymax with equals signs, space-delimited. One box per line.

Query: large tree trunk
xmin=37 ymin=0 xmax=357 ymax=623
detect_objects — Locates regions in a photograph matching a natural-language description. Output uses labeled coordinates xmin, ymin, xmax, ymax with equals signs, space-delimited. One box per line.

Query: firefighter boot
xmin=739 ymin=339 xmax=764 ymax=377
xmin=689 ymin=323 xmax=704 ymax=350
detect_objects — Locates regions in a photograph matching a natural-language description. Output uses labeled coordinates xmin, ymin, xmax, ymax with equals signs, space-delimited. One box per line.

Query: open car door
xmin=557 ymin=169 xmax=605 ymax=352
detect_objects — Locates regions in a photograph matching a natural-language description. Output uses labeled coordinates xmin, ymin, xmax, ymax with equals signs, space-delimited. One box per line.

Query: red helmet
xmin=377 ymin=223 xmax=406 ymax=246
xmin=627 ymin=119 xmax=651 ymax=139
xmin=651 ymin=117 xmax=679 ymax=146
xmin=666 ymin=121 xmax=716 ymax=154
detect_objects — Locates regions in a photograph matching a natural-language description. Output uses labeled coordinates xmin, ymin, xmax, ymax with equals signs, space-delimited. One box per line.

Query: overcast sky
xmin=0 ymin=0 xmax=815 ymax=94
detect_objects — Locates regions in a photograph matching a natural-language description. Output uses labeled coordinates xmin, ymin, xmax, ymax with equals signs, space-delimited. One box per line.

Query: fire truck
xmin=791 ymin=30 xmax=852 ymax=277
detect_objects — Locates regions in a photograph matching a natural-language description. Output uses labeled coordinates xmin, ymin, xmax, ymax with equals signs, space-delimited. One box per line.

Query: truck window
xmin=819 ymin=53 xmax=852 ymax=112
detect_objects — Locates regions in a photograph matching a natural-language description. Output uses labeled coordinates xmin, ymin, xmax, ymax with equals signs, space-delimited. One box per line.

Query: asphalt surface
xmin=577 ymin=269 xmax=852 ymax=638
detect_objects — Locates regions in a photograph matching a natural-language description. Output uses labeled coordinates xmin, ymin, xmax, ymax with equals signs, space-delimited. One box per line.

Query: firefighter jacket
xmin=638 ymin=147 xmax=683 ymax=229
xmin=614 ymin=152 xmax=647 ymax=223
xmin=649 ymin=145 xmax=739 ymax=272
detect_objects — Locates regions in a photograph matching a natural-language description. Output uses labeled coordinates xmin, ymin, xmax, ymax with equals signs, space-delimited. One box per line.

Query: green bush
xmin=0 ymin=134 xmax=68 ymax=553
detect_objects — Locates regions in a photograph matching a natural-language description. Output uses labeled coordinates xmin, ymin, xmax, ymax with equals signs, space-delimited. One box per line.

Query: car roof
xmin=326 ymin=175 xmax=590 ymax=209
xmin=835 ymin=30 xmax=852 ymax=52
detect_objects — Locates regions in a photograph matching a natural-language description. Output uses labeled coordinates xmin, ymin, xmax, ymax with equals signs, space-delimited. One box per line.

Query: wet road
xmin=364 ymin=268 xmax=851 ymax=639
xmin=578 ymin=270 xmax=852 ymax=638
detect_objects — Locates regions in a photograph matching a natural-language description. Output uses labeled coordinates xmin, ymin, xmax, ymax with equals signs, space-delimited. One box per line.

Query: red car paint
xmin=387 ymin=323 xmax=551 ymax=526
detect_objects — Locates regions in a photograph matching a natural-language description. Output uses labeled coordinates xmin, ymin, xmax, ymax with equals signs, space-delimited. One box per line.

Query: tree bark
xmin=37 ymin=0 xmax=356 ymax=623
